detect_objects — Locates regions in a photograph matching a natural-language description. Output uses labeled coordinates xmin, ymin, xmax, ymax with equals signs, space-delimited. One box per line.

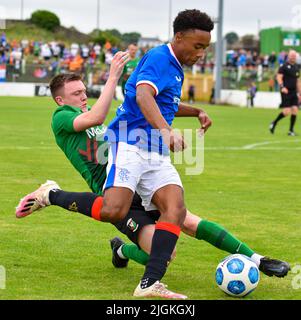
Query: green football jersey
xmin=51 ymin=105 xmax=108 ymax=195
xmin=121 ymin=58 xmax=140 ymax=90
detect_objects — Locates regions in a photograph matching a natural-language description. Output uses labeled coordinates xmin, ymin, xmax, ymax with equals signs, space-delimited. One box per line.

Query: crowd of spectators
xmin=225 ymin=49 xmax=301 ymax=70
xmin=0 ymin=32 xmax=128 ymax=83
xmin=0 ymin=31 xmax=216 ymax=83
xmin=225 ymin=49 xmax=301 ymax=91
xmin=1 ymin=31 xmax=300 ymax=92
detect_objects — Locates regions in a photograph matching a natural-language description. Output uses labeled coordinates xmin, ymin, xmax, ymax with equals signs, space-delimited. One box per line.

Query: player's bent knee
xmin=174 ymin=206 xmax=187 ymax=226
xmin=292 ymin=107 xmax=298 ymax=115
xmin=164 ymin=203 xmax=186 ymax=216
xmin=101 ymin=204 xmax=127 ymax=223
xmin=109 ymin=212 xmax=127 ymax=224
xmin=162 ymin=207 xmax=186 ymax=226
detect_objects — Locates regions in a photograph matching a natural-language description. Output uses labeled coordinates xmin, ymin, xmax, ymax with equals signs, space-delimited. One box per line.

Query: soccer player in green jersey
xmin=51 ymin=82 xmax=108 ymax=195
xmin=16 ymin=64 xmax=290 ymax=299
xmin=120 ymin=43 xmax=140 ymax=97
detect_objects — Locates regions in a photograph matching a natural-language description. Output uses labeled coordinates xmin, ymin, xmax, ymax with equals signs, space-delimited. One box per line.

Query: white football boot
xmin=133 ymin=281 xmax=188 ymax=299
xmin=16 ymin=180 xmax=61 ymax=218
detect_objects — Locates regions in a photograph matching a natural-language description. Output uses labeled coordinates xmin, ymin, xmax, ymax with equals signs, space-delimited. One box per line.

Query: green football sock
xmin=121 ymin=244 xmax=149 ymax=266
xmin=196 ymin=220 xmax=254 ymax=257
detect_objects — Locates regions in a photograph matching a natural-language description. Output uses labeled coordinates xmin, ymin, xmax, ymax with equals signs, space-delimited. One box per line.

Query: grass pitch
xmin=0 ymin=96 xmax=300 ymax=300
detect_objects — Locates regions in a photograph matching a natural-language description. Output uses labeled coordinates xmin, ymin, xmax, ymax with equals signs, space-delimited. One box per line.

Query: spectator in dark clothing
xmin=268 ymin=52 xmax=277 ymax=69
xmin=247 ymin=82 xmax=257 ymax=108
xmin=188 ymin=85 xmax=195 ymax=104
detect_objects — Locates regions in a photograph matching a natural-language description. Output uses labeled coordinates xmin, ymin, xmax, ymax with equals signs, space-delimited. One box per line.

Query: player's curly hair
xmin=173 ymin=9 xmax=214 ymax=34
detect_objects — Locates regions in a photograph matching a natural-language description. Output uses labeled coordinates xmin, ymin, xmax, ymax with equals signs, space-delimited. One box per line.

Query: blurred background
xmin=0 ymin=0 xmax=300 ymax=107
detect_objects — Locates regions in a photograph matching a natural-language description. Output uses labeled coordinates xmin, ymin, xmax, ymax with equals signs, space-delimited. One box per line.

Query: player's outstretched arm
xmin=73 ymin=52 xmax=129 ymax=132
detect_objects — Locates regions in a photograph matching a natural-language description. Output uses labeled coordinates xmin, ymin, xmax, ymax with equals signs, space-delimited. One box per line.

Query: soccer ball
xmin=215 ymin=254 xmax=260 ymax=297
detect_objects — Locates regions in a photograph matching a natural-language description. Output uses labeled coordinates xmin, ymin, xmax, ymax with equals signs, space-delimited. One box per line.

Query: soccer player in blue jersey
xmin=97 ymin=9 xmax=214 ymax=299
xmin=15 ymin=10 xmax=287 ymax=298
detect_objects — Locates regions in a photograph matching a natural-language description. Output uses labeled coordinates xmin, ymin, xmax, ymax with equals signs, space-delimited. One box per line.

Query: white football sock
xmin=251 ymin=253 xmax=264 ymax=267
xmin=117 ymin=245 xmax=127 ymax=260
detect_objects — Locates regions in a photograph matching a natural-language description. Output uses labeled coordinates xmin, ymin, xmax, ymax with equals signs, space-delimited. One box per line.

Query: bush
xmin=91 ymin=30 xmax=121 ymax=46
xmin=30 ymin=10 xmax=60 ymax=32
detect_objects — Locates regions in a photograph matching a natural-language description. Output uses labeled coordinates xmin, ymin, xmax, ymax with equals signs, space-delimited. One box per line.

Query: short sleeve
xmin=278 ymin=65 xmax=284 ymax=74
xmin=136 ymin=52 xmax=170 ymax=96
xmin=52 ymin=110 xmax=79 ymax=134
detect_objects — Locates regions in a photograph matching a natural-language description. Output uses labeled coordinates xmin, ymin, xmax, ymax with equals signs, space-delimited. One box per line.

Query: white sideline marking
xmin=242 ymin=140 xmax=301 ymax=150
xmin=0 ymin=140 xmax=300 ymax=151
xmin=205 ymin=147 xmax=301 ymax=151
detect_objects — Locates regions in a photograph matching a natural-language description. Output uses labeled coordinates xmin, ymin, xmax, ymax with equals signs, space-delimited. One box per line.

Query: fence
xmin=1 ymin=62 xmax=283 ymax=92
xmin=0 ymin=62 xmax=109 ymax=86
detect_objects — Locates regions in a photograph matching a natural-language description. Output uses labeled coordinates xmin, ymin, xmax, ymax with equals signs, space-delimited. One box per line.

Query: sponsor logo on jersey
xmin=175 ymin=76 xmax=182 ymax=82
xmin=86 ymin=125 xmax=107 ymax=139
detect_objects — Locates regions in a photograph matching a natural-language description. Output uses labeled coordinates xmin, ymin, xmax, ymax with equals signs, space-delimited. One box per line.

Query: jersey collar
xmin=167 ymin=43 xmax=183 ymax=69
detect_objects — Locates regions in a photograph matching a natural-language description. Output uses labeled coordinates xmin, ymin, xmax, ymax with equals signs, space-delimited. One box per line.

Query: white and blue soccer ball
xmin=215 ymin=254 xmax=260 ymax=297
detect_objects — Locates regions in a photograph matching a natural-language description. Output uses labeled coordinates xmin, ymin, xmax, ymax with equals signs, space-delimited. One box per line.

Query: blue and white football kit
xmin=104 ymin=44 xmax=184 ymax=210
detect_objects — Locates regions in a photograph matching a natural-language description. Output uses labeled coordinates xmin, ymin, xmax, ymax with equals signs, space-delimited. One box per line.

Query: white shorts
xmin=104 ymin=142 xmax=183 ymax=211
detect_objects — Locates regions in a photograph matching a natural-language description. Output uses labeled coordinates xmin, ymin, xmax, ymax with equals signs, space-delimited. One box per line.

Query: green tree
xmin=225 ymin=32 xmax=239 ymax=45
xmin=105 ymin=29 xmax=122 ymax=39
xmin=121 ymin=32 xmax=141 ymax=45
xmin=90 ymin=29 xmax=121 ymax=46
xmin=30 ymin=10 xmax=60 ymax=32
xmin=241 ymin=34 xmax=258 ymax=50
